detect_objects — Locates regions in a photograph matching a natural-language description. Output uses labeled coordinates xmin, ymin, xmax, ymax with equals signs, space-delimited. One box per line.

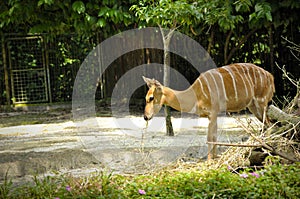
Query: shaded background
xmin=0 ymin=0 xmax=299 ymax=109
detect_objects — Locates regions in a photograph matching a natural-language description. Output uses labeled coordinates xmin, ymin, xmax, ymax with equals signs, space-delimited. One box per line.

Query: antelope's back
xmin=230 ymin=63 xmax=274 ymax=101
xmin=197 ymin=63 xmax=275 ymax=109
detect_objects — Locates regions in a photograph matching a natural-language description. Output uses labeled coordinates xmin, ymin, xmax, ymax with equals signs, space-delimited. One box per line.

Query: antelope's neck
xmin=162 ymin=86 xmax=198 ymax=113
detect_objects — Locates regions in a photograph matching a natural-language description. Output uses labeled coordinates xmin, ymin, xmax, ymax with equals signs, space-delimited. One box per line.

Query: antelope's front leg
xmin=207 ymin=113 xmax=218 ymax=160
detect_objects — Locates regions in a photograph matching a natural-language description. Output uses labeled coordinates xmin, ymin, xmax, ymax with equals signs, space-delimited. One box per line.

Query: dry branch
xmin=238 ymin=118 xmax=299 ymax=163
xmin=275 ymin=62 xmax=300 ymax=114
xmin=207 ymin=142 xmax=261 ymax=147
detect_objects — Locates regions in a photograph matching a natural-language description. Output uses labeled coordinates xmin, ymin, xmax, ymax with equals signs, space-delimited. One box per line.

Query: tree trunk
xmin=267 ymin=105 xmax=300 ymax=125
xmin=224 ymin=30 xmax=233 ymax=64
xmin=207 ymin=26 xmax=215 ymax=55
xmin=160 ymin=27 xmax=174 ymax=136
xmin=224 ymin=28 xmax=257 ymax=64
xmin=1 ymin=34 xmax=11 ymax=108
xmin=268 ymin=24 xmax=275 ymax=74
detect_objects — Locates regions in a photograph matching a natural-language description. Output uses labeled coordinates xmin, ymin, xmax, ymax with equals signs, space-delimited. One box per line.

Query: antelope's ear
xmin=142 ymin=76 xmax=152 ymax=87
xmin=142 ymin=76 xmax=162 ymax=88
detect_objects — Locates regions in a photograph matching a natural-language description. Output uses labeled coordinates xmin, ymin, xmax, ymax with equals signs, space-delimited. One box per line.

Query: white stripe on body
xmin=223 ymin=66 xmax=238 ymax=101
xmin=202 ymin=75 xmax=213 ymax=101
xmin=238 ymin=65 xmax=253 ymax=97
xmin=188 ymin=103 xmax=198 ymax=114
xmin=197 ymin=78 xmax=209 ymax=99
xmin=208 ymin=71 xmax=221 ymax=99
xmin=250 ymin=66 xmax=257 ymax=90
xmin=258 ymin=70 xmax=263 ymax=89
xmin=245 ymin=66 xmax=255 ymax=95
xmin=207 ymin=70 xmax=228 ymax=111
xmin=213 ymin=69 xmax=228 ymax=101
xmin=231 ymin=66 xmax=249 ymax=98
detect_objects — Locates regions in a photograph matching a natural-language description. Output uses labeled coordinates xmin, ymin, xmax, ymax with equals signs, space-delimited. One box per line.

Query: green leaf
xmin=98 ymin=6 xmax=109 ymax=17
xmin=97 ymin=18 xmax=106 ymax=27
xmin=72 ymin=1 xmax=85 ymax=14
xmin=234 ymin=0 xmax=252 ymax=12
xmin=38 ymin=0 xmax=54 ymax=7
xmin=265 ymin=12 xmax=272 ymax=22
xmin=254 ymin=3 xmax=263 ymax=13
xmin=85 ymin=14 xmax=96 ymax=24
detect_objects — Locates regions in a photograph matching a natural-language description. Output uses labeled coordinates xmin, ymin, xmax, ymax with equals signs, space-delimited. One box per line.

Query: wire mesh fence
xmin=7 ymin=36 xmax=48 ymax=104
xmin=0 ymin=33 xmax=165 ymax=106
xmin=1 ymin=33 xmax=100 ymax=105
xmin=47 ymin=35 xmax=98 ymax=102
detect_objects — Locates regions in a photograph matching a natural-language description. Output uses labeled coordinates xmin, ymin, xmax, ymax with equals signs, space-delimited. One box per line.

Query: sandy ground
xmin=0 ymin=115 xmax=261 ymax=183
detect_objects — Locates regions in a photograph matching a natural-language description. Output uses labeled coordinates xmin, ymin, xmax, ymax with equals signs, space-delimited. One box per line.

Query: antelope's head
xmin=142 ymin=76 xmax=164 ymax=121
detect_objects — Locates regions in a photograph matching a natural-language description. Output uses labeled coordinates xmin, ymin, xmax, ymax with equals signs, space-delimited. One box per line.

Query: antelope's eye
xmin=149 ymin=96 xmax=154 ymax=102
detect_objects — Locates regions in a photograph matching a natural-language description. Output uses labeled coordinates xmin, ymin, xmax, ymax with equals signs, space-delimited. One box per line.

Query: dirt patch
xmin=0 ymin=110 xmax=72 ymax=128
xmin=0 ymin=113 xmax=258 ymax=184
xmin=0 ymin=149 xmax=100 ymax=181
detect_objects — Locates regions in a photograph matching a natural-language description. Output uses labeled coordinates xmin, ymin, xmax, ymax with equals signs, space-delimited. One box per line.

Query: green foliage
xmin=234 ymin=0 xmax=252 ymax=12
xmin=249 ymin=1 xmax=272 ymax=28
xmin=0 ymin=0 xmax=299 ymax=103
xmin=130 ymin=0 xmax=274 ymax=33
xmin=0 ymin=170 xmax=12 ymax=199
xmin=1 ymin=163 xmax=300 ymax=198
xmin=72 ymin=1 xmax=86 ymax=14
xmin=48 ymin=35 xmax=95 ymax=102
xmin=0 ymin=0 xmax=297 ymax=37
xmin=131 ymin=0 xmax=201 ymax=30
xmin=37 ymin=0 xmax=54 ymax=7
xmin=0 ymin=0 xmax=136 ymax=36
xmin=197 ymin=0 xmax=244 ymax=31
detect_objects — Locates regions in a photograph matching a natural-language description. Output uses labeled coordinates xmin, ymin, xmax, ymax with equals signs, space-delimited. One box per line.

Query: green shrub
xmin=1 ymin=163 xmax=299 ymax=199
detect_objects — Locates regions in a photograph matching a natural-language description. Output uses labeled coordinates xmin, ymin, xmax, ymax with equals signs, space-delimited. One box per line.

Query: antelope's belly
xmin=225 ymin=98 xmax=252 ymax=112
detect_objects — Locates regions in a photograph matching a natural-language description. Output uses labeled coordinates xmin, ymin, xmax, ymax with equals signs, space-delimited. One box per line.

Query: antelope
xmin=143 ymin=63 xmax=275 ymax=160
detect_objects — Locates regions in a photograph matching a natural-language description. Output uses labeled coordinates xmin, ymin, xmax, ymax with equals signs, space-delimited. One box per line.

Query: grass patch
xmin=1 ymin=163 xmax=299 ymax=198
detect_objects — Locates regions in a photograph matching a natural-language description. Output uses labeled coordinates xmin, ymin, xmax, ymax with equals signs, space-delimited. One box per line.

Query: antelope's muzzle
xmin=143 ymin=114 xmax=152 ymax=121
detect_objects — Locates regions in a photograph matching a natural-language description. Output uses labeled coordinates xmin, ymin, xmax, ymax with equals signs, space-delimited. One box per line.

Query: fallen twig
xmin=207 ymin=142 xmax=261 ymax=147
